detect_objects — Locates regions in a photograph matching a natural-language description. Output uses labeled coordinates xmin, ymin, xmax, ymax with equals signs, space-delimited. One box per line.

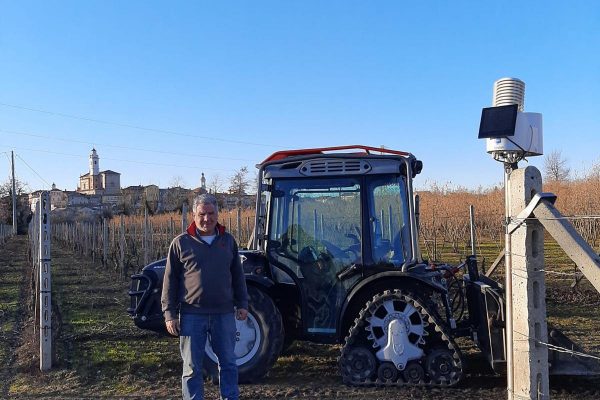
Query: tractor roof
xmin=260 ymin=145 xmax=413 ymax=165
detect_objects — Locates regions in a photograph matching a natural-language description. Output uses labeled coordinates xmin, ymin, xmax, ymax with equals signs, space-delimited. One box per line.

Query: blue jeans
xmin=180 ymin=312 xmax=239 ymax=400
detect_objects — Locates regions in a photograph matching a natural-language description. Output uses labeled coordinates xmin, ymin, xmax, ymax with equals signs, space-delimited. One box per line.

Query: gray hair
xmin=193 ymin=193 xmax=219 ymax=213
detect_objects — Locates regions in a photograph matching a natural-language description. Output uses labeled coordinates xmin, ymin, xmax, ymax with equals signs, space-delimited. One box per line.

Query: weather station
xmin=479 ymin=78 xmax=600 ymax=400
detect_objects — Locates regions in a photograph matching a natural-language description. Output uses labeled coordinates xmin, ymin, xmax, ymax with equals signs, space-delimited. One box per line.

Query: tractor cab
xmin=251 ymin=145 xmax=423 ymax=339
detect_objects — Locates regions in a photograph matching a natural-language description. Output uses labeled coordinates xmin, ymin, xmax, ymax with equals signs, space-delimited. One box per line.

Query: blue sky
xmin=1 ymin=1 xmax=598 ymax=193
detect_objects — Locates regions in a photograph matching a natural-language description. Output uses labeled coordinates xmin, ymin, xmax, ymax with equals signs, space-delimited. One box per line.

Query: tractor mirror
xmin=412 ymin=160 xmax=423 ymax=176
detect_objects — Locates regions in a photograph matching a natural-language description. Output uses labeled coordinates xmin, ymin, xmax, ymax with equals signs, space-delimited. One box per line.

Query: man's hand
xmin=166 ymin=319 xmax=180 ymax=336
xmin=236 ymin=308 xmax=248 ymax=321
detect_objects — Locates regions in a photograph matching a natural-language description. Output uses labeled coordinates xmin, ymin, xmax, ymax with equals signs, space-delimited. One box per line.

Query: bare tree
xmin=0 ymin=176 xmax=27 ymax=197
xmin=208 ymin=173 xmax=224 ymax=194
xmin=229 ymin=166 xmax=250 ymax=207
xmin=589 ymin=161 xmax=600 ymax=180
xmin=229 ymin=166 xmax=249 ymax=195
xmin=544 ymin=150 xmax=570 ymax=182
xmin=0 ymin=177 xmax=30 ymax=230
xmin=169 ymin=175 xmax=187 ymax=188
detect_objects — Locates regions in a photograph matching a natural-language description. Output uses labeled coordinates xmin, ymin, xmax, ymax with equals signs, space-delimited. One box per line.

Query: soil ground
xmin=1 ymin=235 xmax=600 ymax=399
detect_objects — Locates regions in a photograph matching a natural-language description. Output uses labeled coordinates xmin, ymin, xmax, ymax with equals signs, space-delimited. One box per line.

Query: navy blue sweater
xmin=161 ymin=222 xmax=249 ymax=321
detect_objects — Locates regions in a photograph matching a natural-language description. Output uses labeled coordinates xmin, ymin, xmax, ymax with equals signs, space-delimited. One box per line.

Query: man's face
xmin=194 ymin=203 xmax=218 ymax=235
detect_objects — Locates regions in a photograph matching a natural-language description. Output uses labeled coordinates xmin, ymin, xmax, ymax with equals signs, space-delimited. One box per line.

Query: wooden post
xmin=236 ymin=208 xmax=242 ymax=243
xmin=119 ymin=215 xmax=125 ymax=277
xmin=246 ymin=216 xmax=251 ymax=243
xmin=469 ymin=205 xmax=476 ymax=256
xmin=38 ymin=192 xmax=52 ymax=371
xmin=102 ymin=218 xmax=108 ymax=266
xmin=111 ymin=221 xmax=115 ymax=267
xmin=133 ymin=221 xmax=137 ymax=258
xmin=150 ymin=220 xmax=154 ymax=261
xmin=507 ymin=166 xmax=549 ymax=400
xmin=182 ymin=203 xmax=188 ymax=233
xmin=92 ymin=222 xmax=96 ymax=264
xmin=143 ymin=207 xmax=149 ymax=266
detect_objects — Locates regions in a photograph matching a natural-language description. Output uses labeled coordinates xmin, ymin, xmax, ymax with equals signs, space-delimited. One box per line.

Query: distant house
xmin=50 ymin=184 xmax=68 ymax=209
xmin=160 ymin=186 xmax=193 ymax=212
xmin=66 ymin=191 xmax=101 ymax=207
xmin=223 ymin=194 xmax=255 ymax=209
xmin=28 ymin=190 xmax=43 ymax=212
xmin=27 ymin=184 xmax=67 ymax=211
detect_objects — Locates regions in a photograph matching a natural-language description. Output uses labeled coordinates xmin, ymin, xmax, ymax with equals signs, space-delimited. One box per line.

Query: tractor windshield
xmin=268 ymin=177 xmax=362 ymax=272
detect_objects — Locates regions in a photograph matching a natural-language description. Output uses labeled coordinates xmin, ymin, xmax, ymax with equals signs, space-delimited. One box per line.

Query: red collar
xmin=186 ymin=221 xmax=226 ymax=236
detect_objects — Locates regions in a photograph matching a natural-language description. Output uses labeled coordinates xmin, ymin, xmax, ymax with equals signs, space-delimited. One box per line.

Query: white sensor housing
xmin=486 ymin=112 xmax=543 ymax=156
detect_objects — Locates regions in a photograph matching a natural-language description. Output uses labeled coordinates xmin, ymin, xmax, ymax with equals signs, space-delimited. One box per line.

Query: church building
xmin=78 ymin=149 xmax=121 ymax=203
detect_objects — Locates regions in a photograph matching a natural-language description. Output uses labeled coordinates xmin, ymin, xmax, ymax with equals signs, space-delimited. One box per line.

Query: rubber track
xmin=339 ymin=289 xmax=463 ymax=387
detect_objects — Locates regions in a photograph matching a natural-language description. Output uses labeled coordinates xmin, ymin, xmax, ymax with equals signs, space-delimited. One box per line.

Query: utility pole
xmin=508 ymin=166 xmax=549 ymax=399
xmin=11 ymin=151 xmax=17 ymax=235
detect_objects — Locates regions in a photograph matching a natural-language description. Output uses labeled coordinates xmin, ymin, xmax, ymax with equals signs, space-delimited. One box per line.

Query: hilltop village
xmin=28 ymin=149 xmax=254 ymax=216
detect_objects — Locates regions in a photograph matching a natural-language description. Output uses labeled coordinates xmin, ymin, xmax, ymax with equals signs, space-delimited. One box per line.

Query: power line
xmin=0 ymin=101 xmax=282 ymax=148
xmin=0 ymin=145 xmax=239 ymax=173
xmin=0 ymin=128 xmax=255 ymax=162
xmin=15 ymin=153 xmax=51 ymax=188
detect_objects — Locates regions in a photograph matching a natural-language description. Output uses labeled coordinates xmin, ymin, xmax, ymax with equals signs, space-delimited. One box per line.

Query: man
xmin=162 ymin=193 xmax=248 ymax=400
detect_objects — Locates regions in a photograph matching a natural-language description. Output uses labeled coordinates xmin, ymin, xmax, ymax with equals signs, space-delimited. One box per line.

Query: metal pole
xmin=388 ymin=205 xmax=393 ymax=241
xmin=469 ymin=205 xmax=476 ymax=257
xmin=11 ymin=151 xmax=17 ymax=235
xmin=320 ymin=214 xmax=324 ymax=240
xmin=380 ymin=209 xmax=385 ymax=240
xmin=504 ymin=166 xmax=514 ymax=400
xmin=39 ymin=192 xmax=52 ymax=371
xmin=313 ymin=209 xmax=318 ymax=240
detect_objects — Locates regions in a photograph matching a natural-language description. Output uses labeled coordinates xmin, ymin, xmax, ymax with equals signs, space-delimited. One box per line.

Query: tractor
xmin=128 ymin=145 xmax=596 ymax=386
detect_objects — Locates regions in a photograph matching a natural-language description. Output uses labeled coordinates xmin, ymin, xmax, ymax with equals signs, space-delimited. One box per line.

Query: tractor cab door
xmin=364 ymin=174 xmax=412 ymax=268
xmin=267 ymin=177 xmax=364 ymax=337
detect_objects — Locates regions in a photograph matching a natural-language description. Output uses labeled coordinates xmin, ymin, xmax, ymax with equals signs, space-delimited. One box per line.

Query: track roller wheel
xmin=402 ymin=361 xmax=425 ymax=384
xmin=377 ymin=362 xmax=398 ymax=383
xmin=426 ymin=349 xmax=459 ymax=383
xmin=340 ymin=346 xmax=377 ymax=383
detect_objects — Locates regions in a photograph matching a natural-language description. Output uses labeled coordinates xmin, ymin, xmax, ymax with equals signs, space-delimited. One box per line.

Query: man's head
xmin=192 ymin=194 xmax=219 ymax=235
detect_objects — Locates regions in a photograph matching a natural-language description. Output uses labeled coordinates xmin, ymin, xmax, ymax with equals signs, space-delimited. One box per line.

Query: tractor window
xmin=269 ymin=178 xmax=362 ymax=267
xmin=268 ymin=177 xmax=362 ymax=333
xmin=368 ymin=175 xmax=410 ymax=266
